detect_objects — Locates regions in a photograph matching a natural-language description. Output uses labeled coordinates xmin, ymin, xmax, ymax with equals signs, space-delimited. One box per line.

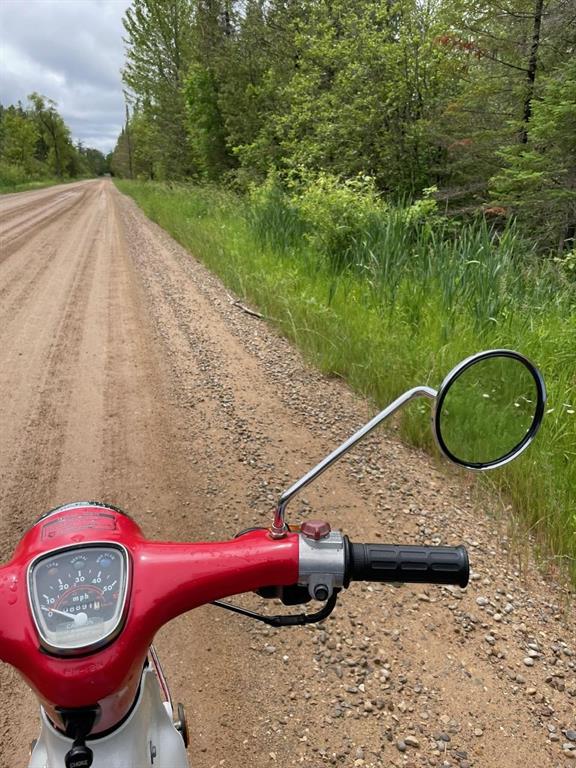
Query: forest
xmin=112 ymin=0 xmax=575 ymax=256
xmin=0 ymin=93 xmax=108 ymax=191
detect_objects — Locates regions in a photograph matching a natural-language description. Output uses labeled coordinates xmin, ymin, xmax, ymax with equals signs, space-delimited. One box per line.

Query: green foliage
xmin=490 ymin=58 xmax=576 ymax=252
xmin=28 ymin=92 xmax=75 ymax=177
xmin=111 ymin=107 xmax=163 ymax=180
xmin=116 ymin=0 xmax=574 ymax=249
xmin=287 ymin=172 xmax=384 ymax=271
xmin=122 ymin=0 xmax=195 ymax=179
xmin=0 ymin=109 xmax=39 ymax=170
xmin=553 ymin=249 xmax=576 ymax=281
xmin=0 ymin=95 xmax=103 ymax=190
xmin=184 ymin=64 xmax=232 ymax=181
xmin=0 ymin=161 xmax=33 ymax=189
xmin=80 ymin=146 xmax=108 ymax=176
xmin=271 ymin=0 xmax=455 ymax=194
xmin=247 ymin=172 xmax=307 ymax=254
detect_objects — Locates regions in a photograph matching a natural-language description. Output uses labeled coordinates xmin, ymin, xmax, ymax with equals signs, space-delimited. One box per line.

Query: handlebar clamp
xmin=298 ymin=530 xmax=346 ymax=600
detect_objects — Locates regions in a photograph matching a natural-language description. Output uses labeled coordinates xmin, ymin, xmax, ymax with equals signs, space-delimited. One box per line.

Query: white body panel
xmin=29 ymin=667 xmax=189 ymax=768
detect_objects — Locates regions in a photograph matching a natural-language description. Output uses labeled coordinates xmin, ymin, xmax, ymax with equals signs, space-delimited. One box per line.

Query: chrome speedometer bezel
xmin=27 ymin=542 xmax=131 ymax=657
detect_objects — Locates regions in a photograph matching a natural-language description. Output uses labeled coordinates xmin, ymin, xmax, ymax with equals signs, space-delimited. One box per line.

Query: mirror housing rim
xmin=432 ymin=349 xmax=546 ymax=471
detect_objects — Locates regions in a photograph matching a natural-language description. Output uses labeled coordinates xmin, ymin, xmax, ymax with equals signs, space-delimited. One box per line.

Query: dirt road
xmin=0 ymin=180 xmax=574 ymax=767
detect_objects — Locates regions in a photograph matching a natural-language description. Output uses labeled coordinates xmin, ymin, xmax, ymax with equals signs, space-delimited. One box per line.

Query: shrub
xmin=291 ymin=171 xmax=385 ymax=271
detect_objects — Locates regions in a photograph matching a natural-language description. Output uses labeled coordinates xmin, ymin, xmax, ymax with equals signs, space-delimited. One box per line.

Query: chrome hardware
xmin=298 ymin=530 xmax=346 ymax=600
xmin=271 ymin=386 xmax=436 ymax=537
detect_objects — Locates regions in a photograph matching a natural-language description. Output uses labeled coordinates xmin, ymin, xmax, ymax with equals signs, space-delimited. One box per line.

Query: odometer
xmin=28 ymin=544 xmax=129 ymax=655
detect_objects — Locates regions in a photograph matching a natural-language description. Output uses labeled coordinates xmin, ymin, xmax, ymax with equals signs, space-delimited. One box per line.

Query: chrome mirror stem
xmin=270 ymin=386 xmax=437 ymax=538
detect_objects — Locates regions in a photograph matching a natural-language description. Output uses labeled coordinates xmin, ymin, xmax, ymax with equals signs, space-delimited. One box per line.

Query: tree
xmin=123 ymin=0 xmax=196 ymax=178
xmin=1 ymin=95 xmax=105 ymax=183
xmin=183 ymin=0 xmax=307 ymax=184
xmin=491 ymin=57 xmax=576 ymax=252
xmin=111 ymin=128 xmax=131 ymax=178
xmin=185 ymin=63 xmax=232 ymax=180
xmin=182 ymin=0 xmax=239 ymax=181
xmin=28 ymin=92 xmax=73 ymax=177
xmin=110 ymin=106 xmax=162 ymax=180
xmin=79 ymin=146 xmax=108 ymax=176
xmin=217 ymin=0 xmax=305 ymax=182
xmin=431 ymin=0 xmax=576 ymax=203
xmin=0 ymin=107 xmax=39 ymax=171
xmin=268 ymin=0 xmax=455 ymax=194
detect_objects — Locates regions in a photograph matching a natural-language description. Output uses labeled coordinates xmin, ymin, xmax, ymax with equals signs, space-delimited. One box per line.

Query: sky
xmin=0 ymin=0 xmax=132 ymax=154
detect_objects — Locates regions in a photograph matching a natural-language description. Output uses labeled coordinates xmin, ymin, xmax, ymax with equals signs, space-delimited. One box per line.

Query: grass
xmin=0 ymin=177 xmax=84 ymax=195
xmin=116 ymin=178 xmax=576 ymax=586
xmin=0 ymin=162 xmax=94 ymax=195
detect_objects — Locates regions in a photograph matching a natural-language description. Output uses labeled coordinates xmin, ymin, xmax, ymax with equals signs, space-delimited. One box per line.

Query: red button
xmin=301 ymin=520 xmax=331 ymax=540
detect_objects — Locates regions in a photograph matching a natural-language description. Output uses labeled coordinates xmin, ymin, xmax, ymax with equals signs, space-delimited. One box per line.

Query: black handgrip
xmin=345 ymin=541 xmax=469 ymax=588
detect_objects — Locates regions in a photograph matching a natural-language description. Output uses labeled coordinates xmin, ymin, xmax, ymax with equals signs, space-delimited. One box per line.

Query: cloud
xmin=0 ymin=0 xmax=133 ymax=153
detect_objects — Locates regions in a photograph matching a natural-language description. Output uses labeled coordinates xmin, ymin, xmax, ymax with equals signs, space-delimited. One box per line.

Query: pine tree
xmin=491 ymin=58 xmax=576 ymax=252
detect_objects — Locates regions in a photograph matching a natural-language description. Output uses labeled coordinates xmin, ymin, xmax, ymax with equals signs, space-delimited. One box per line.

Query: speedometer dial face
xmin=28 ymin=545 xmax=129 ymax=655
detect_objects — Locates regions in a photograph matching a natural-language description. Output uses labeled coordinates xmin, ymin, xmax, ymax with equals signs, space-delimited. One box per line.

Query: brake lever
xmin=210 ymin=590 xmax=339 ymax=627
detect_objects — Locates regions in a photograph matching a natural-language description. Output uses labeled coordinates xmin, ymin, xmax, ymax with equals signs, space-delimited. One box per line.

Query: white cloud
xmin=0 ymin=0 xmax=133 ymax=153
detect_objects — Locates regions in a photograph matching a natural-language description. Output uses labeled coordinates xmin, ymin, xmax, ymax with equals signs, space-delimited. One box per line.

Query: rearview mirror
xmin=272 ymin=349 xmax=546 ymax=537
xmin=433 ymin=350 xmax=546 ymax=470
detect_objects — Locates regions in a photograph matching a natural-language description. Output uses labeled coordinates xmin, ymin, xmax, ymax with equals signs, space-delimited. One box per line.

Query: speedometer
xmin=28 ymin=544 xmax=130 ymax=655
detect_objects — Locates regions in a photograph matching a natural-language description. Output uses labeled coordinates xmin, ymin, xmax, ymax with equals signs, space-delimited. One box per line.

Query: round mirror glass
xmin=434 ymin=351 xmax=545 ymax=469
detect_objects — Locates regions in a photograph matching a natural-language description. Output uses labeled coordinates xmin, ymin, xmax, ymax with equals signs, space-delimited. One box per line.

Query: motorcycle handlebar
xmin=344 ymin=541 xmax=469 ymax=588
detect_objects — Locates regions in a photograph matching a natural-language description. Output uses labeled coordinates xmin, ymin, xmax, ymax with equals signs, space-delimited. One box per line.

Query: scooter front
xmin=29 ymin=664 xmax=189 ymax=768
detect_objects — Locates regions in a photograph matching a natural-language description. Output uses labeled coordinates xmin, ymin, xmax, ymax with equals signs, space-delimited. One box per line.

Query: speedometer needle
xmin=41 ymin=606 xmax=88 ymax=626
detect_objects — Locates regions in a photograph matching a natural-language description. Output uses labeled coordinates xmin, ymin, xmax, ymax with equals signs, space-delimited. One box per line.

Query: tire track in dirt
xmin=99 ymin=186 xmax=296 ymax=765
xmin=0 ymin=185 xmax=77 ymax=231
xmin=0 ymin=185 xmax=105 ymax=541
xmin=0 ymin=238 xmax=57 ymax=326
xmin=0 ymin=181 xmax=89 ymax=217
xmin=0 ymin=191 xmax=104 ymax=345
xmin=0 ymin=183 xmax=91 ymax=263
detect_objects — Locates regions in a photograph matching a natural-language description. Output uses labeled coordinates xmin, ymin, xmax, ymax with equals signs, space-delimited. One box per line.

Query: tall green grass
xmin=0 ymin=160 xmax=58 ymax=194
xmin=117 ymin=178 xmax=576 ymax=586
xmin=0 ymin=161 xmax=93 ymax=194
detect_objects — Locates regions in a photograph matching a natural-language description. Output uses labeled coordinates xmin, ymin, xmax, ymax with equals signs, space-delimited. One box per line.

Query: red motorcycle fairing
xmin=0 ymin=503 xmax=299 ymax=734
